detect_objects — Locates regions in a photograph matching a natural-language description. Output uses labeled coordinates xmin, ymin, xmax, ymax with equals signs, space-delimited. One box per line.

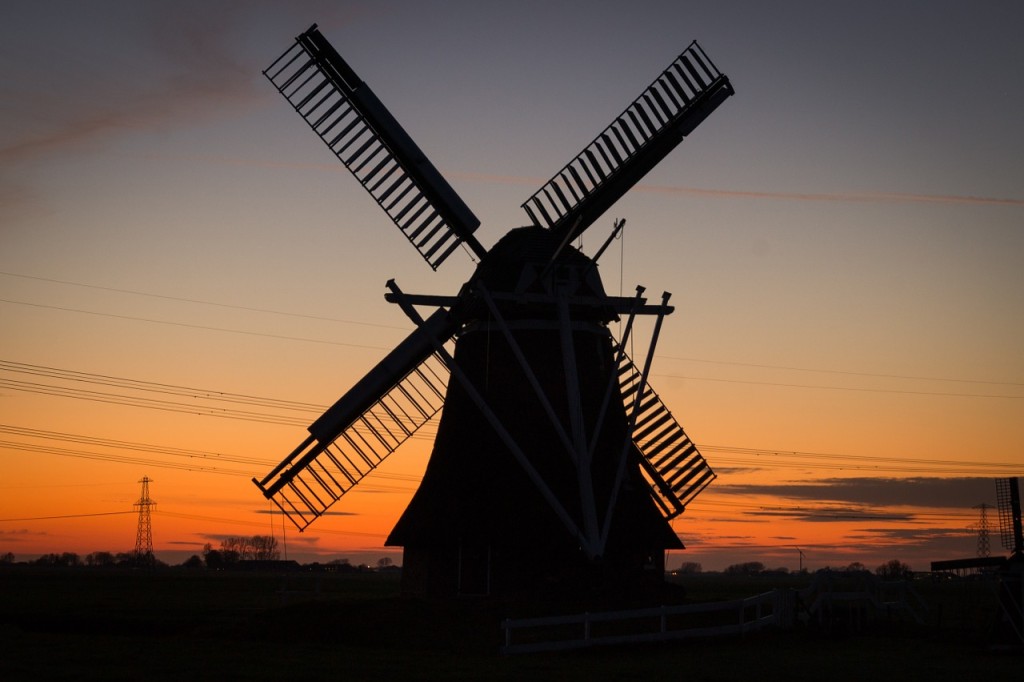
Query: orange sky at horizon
xmin=3 ymin=1 xmax=1023 ymax=572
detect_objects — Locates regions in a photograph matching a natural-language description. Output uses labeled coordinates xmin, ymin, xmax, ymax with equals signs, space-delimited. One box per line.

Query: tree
xmin=676 ymin=562 xmax=703 ymax=575
xmin=0 ymin=552 xmax=15 ymax=564
xmin=203 ymin=543 xmax=226 ymax=569
xmin=724 ymin=561 xmax=764 ymax=575
xmin=875 ymin=559 xmax=912 ymax=580
xmin=86 ymin=551 xmax=116 ymax=567
xmin=218 ymin=535 xmax=280 ymax=561
xmin=844 ymin=561 xmax=867 ymax=573
xmin=180 ymin=554 xmax=204 ymax=569
xmin=35 ymin=552 xmax=81 ymax=567
xmin=249 ymin=535 xmax=280 ymax=561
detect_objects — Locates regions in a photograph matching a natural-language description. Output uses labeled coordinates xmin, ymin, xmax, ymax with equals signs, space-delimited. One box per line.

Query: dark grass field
xmin=1 ymin=566 xmax=1019 ymax=681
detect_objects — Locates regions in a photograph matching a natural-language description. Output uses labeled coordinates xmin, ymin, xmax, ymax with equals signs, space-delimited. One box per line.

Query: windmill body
xmin=387 ymin=227 xmax=682 ymax=596
xmin=254 ymin=24 xmax=733 ymax=598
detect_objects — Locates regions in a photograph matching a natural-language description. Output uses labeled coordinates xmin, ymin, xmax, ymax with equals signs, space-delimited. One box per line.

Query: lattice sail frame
xmin=256 ymin=351 xmax=450 ymax=532
xmin=264 ymin=25 xmax=483 ymax=270
xmin=256 ymin=333 xmax=712 ymax=531
xmin=522 ymin=41 xmax=733 ymax=244
xmin=995 ymin=477 xmax=1024 ymax=554
xmin=614 ymin=343 xmax=715 ymax=519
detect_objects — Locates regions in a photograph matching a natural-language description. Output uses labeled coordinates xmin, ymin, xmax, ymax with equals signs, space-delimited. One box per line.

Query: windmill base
xmin=396 ymin=543 xmax=676 ymax=605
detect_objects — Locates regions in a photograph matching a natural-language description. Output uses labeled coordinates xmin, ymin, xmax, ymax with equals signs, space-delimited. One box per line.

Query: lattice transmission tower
xmin=134 ymin=476 xmax=156 ymax=563
xmin=972 ymin=503 xmax=991 ymax=558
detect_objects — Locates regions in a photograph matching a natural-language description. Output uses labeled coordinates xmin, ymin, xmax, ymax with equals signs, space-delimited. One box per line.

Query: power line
xmin=655 ymin=373 xmax=1024 ymax=400
xmin=0 ymin=421 xmax=430 ymax=483
xmin=0 ymin=424 xmax=276 ymax=467
xmin=658 ymin=355 xmax=1024 ymax=388
xmin=0 ymin=378 xmax=312 ymax=427
xmin=0 ymin=298 xmax=393 ymax=351
xmin=0 ymin=270 xmax=408 ymax=331
xmin=0 ymin=360 xmax=443 ymax=438
xmin=696 ymin=444 xmax=1021 ymax=476
xmin=4 ymin=271 xmax=1019 ymax=393
xmin=0 ymin=441 xmax=253 ymax=476
xmin=157 ymin=510 xmax=389 ymax=538
xmin=2 ymin=416 xmax=1015 ymax=483
xmin=1 ymin=360 xmax=325 ymax=412
xmin=0 ymin=511 xmax=134 ymax=522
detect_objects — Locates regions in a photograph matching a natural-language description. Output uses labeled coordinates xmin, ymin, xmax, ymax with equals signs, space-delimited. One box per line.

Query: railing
xmin=501 ymin=589 xmax=792 ymax=654
xmin=799 ymin=571 xmax=929 ymax=628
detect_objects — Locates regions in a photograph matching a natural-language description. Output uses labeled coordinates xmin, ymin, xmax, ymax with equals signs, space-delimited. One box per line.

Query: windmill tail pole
xmin=590 ymin=218 xmax=626 ymax=266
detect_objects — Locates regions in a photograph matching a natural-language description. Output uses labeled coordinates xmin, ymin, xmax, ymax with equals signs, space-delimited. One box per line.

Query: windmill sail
xmin=995 ymin=477 xmax=1024 ymax=555
xmin=615 ymin=343 xmax=715 ymax=519
xmin=253 ymin=309 xmax=456 ymax=531
xmin=265 ymin=25 xmax=485 ymax=270
xmin=522 ymin=42 xmax=733 ymax=245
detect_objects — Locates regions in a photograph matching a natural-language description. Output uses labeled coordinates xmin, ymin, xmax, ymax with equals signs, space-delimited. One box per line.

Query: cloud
xmin=0 ymin=5 xmax=261 ymax=167
xmin=848 ymin=526 xmax=969 ymax=543
xmin=713 ymin=476 xmax=1000 ymax=510
xmin=638 ymin=183 xmax=1024 ymax=208
xmin=448 ymin=171 xmax=1024 ymax=208
xmin=744 ymin=507 xmax=915 ymax=523
xmin=0 ymin=528 xmax=47 ymax=543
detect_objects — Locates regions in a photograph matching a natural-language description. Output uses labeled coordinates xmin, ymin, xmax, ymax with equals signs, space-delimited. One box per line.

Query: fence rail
xmin=501 ymin=589 xmax=792 ymax=654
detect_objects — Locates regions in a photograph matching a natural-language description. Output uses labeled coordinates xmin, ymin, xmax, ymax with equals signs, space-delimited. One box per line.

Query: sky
xmin=1 ymin=0 xmax=1022 ymax=572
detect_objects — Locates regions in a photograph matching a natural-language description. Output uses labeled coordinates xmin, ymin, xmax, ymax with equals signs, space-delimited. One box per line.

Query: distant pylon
xmin=134 ymin=476 xmax=156 ymax=563
xmin=973 ymin=503 xmax=991 ymax=558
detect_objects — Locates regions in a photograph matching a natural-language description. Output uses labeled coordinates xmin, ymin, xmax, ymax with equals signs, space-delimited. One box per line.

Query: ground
xmin=0 ymin=566 xmax=1018 ymax=680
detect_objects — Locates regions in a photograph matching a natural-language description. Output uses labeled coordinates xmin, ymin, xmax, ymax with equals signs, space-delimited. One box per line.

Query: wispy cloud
xmin=449 ymin=171 xmax=1024 ymax=208
xmin=713 ymin=476 xmax=1000 ymax=509
xmin=0 ymin=528 xmax=47 ymax=543
xmin=638 ymin=184 xmax=1024 ymax=207
xmin=0 ymin=7 xmax=259 ymax=167
xmin=744 ymin=506 xmax=915 ymax=522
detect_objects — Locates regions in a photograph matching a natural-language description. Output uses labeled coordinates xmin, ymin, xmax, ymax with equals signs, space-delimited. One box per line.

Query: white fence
xmin=501 ymin=589 xmax=794 ymax=654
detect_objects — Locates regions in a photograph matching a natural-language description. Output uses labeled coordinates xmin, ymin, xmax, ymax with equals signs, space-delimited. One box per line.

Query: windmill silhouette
xmin=253 ymin=24 xmax=734 ymax=597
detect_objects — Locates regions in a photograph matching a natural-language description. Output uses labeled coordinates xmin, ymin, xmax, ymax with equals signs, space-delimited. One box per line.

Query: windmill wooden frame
xmin=253 ymin=24 xmax=733 ymax=597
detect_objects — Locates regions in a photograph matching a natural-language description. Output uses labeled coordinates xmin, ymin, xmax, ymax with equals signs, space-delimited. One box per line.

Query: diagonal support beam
xmin=386 ymin=279 xmax=598 ymax=558
xmin=557 ymin=283 xmax=600 ymax=549
xmin=597 ymin=291 xmax=672 ymax=556
xmin=475 ymin=282 xmax=579 ymax=466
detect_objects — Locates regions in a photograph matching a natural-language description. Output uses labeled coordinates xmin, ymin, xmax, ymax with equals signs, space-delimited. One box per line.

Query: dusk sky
xmin=2 ymin=0 xmax=1022 ymax=571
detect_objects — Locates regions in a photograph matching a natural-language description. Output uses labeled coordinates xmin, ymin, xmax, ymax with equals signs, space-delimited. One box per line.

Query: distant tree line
xmin=717 ymin=559 xmax=914 ymax=579
xmin=4 ymin=550 xmax=156 ymax=568
xmin=199 ymin=535 xmax=281 ymax=568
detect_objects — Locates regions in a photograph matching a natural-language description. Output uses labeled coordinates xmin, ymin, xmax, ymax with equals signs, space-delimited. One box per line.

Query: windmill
xmin=253 ymin=24 xmax=734 ymax=597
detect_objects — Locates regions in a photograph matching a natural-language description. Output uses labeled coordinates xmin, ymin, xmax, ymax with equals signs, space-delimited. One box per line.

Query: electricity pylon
xmin=134 ymin=476 xmax=156 ymax=564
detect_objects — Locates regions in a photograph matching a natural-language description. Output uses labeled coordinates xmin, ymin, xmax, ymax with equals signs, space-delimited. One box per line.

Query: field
xmin=1 ymin=566 xmax=1019 ymax=680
